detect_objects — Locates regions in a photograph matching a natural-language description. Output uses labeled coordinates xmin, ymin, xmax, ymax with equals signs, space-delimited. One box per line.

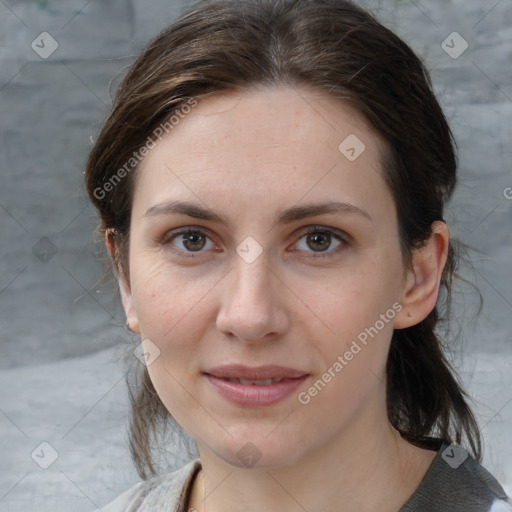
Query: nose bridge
xmin=234 ymin=254 xmax=274 ymax=303
xmin=216 ymin=252 xmax=288 ymax=342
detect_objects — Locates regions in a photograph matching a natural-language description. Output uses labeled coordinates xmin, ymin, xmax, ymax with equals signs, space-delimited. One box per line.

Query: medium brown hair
xmin=85 ymin=0 xmax=481 ymax=478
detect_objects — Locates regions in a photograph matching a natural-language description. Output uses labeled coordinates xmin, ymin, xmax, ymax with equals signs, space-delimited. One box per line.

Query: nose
xmin=216 ymin=255 xmax=290 ymax=343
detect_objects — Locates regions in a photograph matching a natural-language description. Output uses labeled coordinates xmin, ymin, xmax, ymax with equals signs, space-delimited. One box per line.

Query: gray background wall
xmin=0 ymin=1 xmax=511 ymax=510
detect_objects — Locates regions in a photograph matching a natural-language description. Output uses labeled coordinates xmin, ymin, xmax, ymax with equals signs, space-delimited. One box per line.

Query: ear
xmin=105 ymin=229 xmax=140 ymax=334
xmin=394 ymin=221 xmax=450 ymax=329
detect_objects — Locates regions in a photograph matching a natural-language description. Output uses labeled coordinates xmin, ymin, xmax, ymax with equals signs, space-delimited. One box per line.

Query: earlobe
xmin=105 ymin=229 xmax=141 ymax=334
xmin=119 ymin=280 xmax=141 ymax=334
xmin=394 ymin=221 xmax=450 ymax=329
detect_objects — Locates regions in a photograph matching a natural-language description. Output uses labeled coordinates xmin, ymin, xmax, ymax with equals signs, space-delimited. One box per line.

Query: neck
xmin=188 ymin=410 xmax=436 ymax=512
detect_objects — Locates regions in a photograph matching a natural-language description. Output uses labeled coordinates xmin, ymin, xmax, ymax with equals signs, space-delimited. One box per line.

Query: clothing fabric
xmin=100 ymin=441 xmax=510 ymax=512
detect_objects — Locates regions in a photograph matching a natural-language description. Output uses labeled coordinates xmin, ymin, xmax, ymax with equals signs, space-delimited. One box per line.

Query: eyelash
xmin=160 ymin=225 xmax=350 ymax=260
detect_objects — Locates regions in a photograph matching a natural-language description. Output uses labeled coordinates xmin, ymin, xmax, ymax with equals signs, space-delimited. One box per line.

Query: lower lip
xmin=204 ymin=374 xmax=309 ymax=407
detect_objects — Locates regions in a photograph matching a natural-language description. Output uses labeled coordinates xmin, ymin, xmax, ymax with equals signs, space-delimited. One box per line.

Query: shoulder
xmin=100 ymin=459 xmax=201 ymax=512
xmin=401 ymin=441 xmax=511 ymax=512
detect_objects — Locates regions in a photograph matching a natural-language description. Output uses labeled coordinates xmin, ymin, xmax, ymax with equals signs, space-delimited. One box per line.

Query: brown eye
xmin=163 ymin=228 xmax=216 ymax=257
xmin=306 ymin=232 xmax=332 ymax=252
xmin=292 ymin=226 xmax=348 ymax=258
xmin=181 ymin=231 xmax=207 ymax=251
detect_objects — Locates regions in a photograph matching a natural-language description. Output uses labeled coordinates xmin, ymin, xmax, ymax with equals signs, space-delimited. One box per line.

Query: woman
xmin=85 ymin=0 xmax=510 ymax=510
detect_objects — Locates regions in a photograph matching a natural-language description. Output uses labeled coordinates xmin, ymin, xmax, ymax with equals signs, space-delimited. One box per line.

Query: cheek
xmin=130 ymin=260 xmax=214 ymax=426
xmin=130 ymin=253 xmax=214 ymax=340
xmin=302 ymin=258 xmax=400 ymax=393
xmin=313 ymin=260 xmax=400 ymax=336
xmin=296 ymin=280 xmax=396 ymax=440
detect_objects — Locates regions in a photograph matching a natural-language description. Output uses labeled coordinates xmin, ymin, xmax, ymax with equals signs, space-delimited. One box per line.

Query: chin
xmin=204 ymin=430 xmax=308 ymax=470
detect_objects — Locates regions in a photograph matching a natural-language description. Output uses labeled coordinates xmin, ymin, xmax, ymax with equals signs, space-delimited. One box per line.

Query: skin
xmin=108 ymin=86 xmax=449 ymax=512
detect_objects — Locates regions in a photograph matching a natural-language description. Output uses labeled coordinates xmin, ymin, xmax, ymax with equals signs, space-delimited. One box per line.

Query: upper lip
xmin=204 ymin=365 xmax=309 ymax=380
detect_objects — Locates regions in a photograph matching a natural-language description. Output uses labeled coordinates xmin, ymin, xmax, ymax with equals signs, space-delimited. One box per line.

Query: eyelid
xmin=289 ymin=225 xmax=351 ymax=257
xmin=160 ymin=225 xmax=215 ymax=244
xmin=159 ymin=226 xmax=221 ymax=258
xmin=294 ymin=224 xmax=351 ymax=242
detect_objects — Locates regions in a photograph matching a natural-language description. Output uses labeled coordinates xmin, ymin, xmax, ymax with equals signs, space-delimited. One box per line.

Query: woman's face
xmin=123 ymin=87 xmax=410 ymax=468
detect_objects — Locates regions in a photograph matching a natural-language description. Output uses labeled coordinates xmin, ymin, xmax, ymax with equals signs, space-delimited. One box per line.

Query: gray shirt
xmin=100 ymin=441 xmax=510 ymax=512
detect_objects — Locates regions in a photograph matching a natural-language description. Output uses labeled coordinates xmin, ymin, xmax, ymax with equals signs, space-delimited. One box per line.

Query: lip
xmin=203 ymin=365 xmax=309 ymax=407
xmin=205 ymin=365 xmax=308 ymax=380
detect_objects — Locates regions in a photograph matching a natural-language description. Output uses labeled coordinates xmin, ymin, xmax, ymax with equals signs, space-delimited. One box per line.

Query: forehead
xmin=134 ymin=86 xmax=392 ymax=221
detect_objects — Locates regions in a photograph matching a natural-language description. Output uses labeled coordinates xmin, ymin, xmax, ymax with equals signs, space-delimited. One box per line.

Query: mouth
xmin=221 ymin=377 xmax=287 ymax=385
xmin=203 ymin=365 xmax=309 ymax=406
xmin=204 ymin=364 xmax=308 ymax=380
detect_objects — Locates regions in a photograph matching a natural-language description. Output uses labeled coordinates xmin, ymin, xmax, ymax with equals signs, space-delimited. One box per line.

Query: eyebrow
xmin=144 ymin=200 xmax=372 ymax=227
